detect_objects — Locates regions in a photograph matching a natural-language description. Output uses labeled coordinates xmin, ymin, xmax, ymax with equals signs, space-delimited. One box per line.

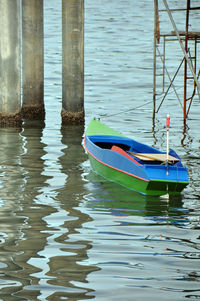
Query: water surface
xmin=0 ymin=0 xmax=200 ymax=300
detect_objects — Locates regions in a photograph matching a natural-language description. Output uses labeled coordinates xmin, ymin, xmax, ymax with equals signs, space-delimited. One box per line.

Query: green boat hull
xmin=88 ymin=153 xmax=186 ymax=196
xmin=86 ymin=119 xmax=124 ymax=137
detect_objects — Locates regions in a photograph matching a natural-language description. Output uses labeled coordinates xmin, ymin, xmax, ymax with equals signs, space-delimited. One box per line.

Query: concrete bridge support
xmin=62 ymin=0 xmax=84 ymax=124
xmin=0 ymin=0 xmax=21 ymax=126
xmin=0 ymin=0 xmax=84 ymax=126
xmin=22 ymin=0 xmax=45 ymax=120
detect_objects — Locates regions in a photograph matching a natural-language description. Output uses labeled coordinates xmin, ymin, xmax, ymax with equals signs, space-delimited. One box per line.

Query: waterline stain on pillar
xmin=21 ymin=0 xmax=45 ymax=120
xmin=0 ymin=0 xmax=22 ymax=126
xmin=62 ymin=0 xmax=84 ymax=124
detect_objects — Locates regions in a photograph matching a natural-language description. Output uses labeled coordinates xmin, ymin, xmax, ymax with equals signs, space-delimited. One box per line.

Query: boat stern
xmin=144 ymin=164 xmax=189 ymax=195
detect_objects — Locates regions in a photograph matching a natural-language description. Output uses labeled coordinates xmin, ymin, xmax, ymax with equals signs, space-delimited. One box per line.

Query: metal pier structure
xmin=153 ymin=0 xmax=200 ymax=122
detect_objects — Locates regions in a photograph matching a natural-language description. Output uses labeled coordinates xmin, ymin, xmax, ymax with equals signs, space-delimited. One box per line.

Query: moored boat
xmin=84 ymin=119 xmax=189 ymax=196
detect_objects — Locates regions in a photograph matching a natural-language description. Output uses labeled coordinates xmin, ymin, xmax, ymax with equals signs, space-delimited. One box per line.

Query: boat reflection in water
xmin=81 ymin=172 xmax=198 ymax=301
xmin=85 ymin=170 xmax=184 ymax=220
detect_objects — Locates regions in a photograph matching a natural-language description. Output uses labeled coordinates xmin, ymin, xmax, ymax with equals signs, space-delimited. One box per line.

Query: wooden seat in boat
xmin=128 ymin=152 xmax=179 ymax=162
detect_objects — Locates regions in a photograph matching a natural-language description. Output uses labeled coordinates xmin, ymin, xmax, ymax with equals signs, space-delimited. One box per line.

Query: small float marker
xmin=166 ymin=114 xmax=170 ymax=129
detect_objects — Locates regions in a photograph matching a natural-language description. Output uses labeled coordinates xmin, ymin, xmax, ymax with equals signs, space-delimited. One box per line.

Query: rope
xmin=99 ymin=84 xmax=186 ymax=120
xmin=100 ymin=99 xmax=153 ymax=119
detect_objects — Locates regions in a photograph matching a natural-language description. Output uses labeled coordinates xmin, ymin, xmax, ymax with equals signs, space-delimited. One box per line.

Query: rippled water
xmin=0 ymin=0 xmax=200 ymax=300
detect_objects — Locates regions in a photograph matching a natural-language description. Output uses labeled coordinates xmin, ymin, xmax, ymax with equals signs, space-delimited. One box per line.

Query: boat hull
xmin=88 ymin=152 xmax=149 ymax=194
xmin=87 ymin=152 xmax=188 ymax=196
xmin=84 ymin=119 xmax=189 ymax=196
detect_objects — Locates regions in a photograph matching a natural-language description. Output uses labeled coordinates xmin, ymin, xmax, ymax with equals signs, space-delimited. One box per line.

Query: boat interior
xmin=89 ymin=134 xmax=181 ymax=166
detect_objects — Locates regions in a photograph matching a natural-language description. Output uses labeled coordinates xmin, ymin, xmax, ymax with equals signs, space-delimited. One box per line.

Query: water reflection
xmin=0 ymin=122 xmax=199 ymax=300
xmin=81 ymin=172 xmax=200 ymax=301
xmin=0 ymin=123 xmax=98 ymax=300
xmin=85 ymin=172 xmax=185 ymax=221
xmin=181 ymin=122 xmax=190 ymax=147
xmin=39 ymin=124 xmax=99 ymax=300
xmin=0 ymin=127 xmax=28 ymax=298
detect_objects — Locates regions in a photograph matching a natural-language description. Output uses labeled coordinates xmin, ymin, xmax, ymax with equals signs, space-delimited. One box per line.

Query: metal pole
xmin=183 ymin=0 xmax=190 ymax=120
xmin=153 ymin=0 xmax=159 ymax=120
xmin=62 ymin=0 xmax=84 ymax=124
xmin=162 ymin=0 xmax=200 ymax=102
xmin=0 ymin=0 xmax=21 ymax=126
xmin=22 ymin=0 xmax=44 ymax=120
xmin=156 ymin=46 xmax=184 ymax=109
xmin=162 ymin=36 xmax=166 ymax=93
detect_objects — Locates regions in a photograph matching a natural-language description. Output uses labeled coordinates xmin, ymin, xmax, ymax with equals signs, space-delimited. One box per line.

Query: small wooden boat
xmin=84 ymin=119 xmax=189 ymax=196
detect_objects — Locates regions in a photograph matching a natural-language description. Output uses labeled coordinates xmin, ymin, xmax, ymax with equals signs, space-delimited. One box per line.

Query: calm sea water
xmin=0 ymin=1 xmax=200 ymax=300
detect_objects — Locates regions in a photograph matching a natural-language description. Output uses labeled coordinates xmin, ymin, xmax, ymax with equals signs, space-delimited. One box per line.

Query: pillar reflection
xmin=0 ymin=122 xmax=99 ymax=300
xmin=0 ymin=121 xmax=54 ymax=299
xmin=44 ymin=124 xmax=99 ymax=300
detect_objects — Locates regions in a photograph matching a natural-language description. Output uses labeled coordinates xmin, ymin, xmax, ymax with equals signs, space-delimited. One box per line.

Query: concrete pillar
xmin=22 ymin=0 xmax=45 ymax=120
xmin=0 ymin=0 xmax=21 ymax=126
xmin=62 ymin=0 xmax=84 ymax=124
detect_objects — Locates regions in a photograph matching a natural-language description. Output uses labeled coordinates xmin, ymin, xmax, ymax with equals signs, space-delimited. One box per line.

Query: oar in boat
xmin=128 ymin=152 xmax=179 ymax=163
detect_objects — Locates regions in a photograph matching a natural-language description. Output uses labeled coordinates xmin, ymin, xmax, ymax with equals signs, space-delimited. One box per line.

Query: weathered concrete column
xmin=62 ymin=0 xmax=84 ymax=124
xmin=22 ymin=0 xmax=45 ymax=120
xmin=0 ymin=0 xmax=21 ymax=126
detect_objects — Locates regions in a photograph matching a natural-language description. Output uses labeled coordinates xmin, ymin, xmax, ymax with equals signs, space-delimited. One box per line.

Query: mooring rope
xmin=100 ymin=99 xmax=153 ymax=119
xmin=99 ymin=84 xmax=186 ymax=120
